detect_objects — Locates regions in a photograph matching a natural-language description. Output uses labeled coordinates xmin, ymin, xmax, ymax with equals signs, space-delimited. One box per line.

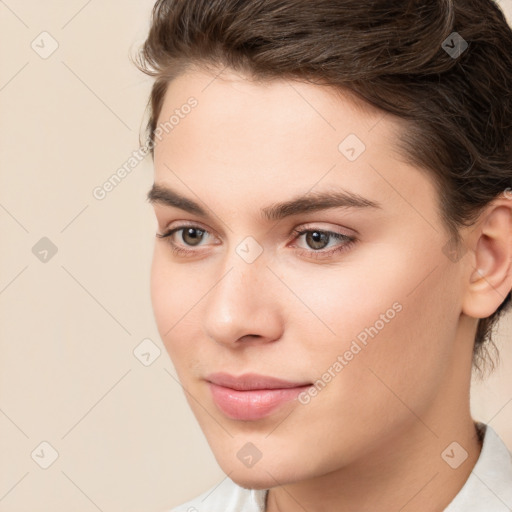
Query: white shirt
xmin=168 ymin=423 xmax=512 ymax=512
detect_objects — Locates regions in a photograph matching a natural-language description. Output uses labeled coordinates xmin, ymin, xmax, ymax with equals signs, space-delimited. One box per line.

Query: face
xmin=149 ymin=67 xmax=470 ymax=489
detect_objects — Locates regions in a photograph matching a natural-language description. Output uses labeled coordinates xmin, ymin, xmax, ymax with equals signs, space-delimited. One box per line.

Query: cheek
xmin=150 ymin=248 xmax=199 ymax=362
xmin=287 ymin=237 xmax=456 ymax=354
xmin=281 ymin=243 xmax=458 ymax=403
xmin=150 ymin=249 xmax=172 ymax=333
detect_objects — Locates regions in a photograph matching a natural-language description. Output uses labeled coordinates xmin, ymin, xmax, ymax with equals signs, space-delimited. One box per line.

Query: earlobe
xmin=462 ymin=202 xmax=512 ymax=319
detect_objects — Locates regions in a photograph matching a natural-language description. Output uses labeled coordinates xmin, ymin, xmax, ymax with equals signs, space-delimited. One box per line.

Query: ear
xmin=462 ymin=195 xmax=512 ymax=319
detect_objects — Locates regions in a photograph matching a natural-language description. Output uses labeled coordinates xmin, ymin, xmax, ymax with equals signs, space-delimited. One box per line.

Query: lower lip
xmin=208 ymin=382 xmax=312 ymax=421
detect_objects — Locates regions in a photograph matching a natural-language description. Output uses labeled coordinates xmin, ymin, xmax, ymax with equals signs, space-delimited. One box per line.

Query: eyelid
xmin=290 ymin=222 xmax=356 ymax=239
xmin=159 ymin=220 xmax=219 ymax=240
xmin=154 ymin=207 xmax=227 ymax=239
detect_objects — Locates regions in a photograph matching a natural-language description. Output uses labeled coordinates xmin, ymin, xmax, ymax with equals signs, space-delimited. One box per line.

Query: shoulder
xmin=165 ymin=477 xmax=268 ymax=512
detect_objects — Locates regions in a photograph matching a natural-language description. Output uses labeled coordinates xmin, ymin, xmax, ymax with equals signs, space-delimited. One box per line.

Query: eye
xmin=289 ymin=227 xmax=356 ymax=260
xmin=173 ymin=226 xmax=206 ymax=246
xmin=156 ymin=223 xmax=214 ymax=257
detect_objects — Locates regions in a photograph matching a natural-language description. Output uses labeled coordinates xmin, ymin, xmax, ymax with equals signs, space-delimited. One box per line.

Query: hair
xmin=134 ymin=0 xmax=512 ymax=373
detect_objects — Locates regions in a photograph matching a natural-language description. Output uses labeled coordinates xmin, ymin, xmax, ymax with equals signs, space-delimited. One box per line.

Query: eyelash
xmin=156 ymin=224 xmax=357 ymax=260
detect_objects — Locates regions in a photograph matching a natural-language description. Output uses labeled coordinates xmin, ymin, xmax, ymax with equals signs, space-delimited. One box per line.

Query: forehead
xmin=156 ymin=66 xmax=388 ymax=143
xmin=151 ymin=67 xmax=440 ymax=233
xmin=155 ymin=67 xmax=399 ymax=173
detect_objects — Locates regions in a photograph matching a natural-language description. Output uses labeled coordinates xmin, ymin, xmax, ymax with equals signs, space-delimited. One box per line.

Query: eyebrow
xmin=147 ymin=183 xmax=382 ymax=222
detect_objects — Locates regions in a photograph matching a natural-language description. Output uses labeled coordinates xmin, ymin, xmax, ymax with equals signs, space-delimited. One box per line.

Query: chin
xmin=228 ymin=472 xmax=277 ymax=490
xmin=226 ymin=460 xmax=312 ymax=491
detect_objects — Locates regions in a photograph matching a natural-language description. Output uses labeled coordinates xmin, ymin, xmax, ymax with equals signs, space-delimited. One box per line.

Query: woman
xmin=136 ymin=0 xmax=512 ymax=510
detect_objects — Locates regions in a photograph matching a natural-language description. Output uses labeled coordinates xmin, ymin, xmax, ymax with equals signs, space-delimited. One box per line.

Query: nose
xmin=202 ymin=252 xmax=284 ymax=348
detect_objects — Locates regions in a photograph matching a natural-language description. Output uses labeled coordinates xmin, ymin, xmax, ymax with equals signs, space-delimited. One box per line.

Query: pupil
xmin=307 ymin=231 xmax=328 ymax=250
xmin=184 ymin=228 xmax=203 ymax=246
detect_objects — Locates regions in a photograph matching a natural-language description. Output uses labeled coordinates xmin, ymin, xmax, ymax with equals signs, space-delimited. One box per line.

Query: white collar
xmin=444 ymin=422 xmax=512 ymax=511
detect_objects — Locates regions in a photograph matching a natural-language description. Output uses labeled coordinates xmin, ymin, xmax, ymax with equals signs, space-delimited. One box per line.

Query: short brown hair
xmin=135 ymin=0 xmax=512 ymax=371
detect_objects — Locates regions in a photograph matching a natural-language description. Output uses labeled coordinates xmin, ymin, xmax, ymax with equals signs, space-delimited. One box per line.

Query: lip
xmin=206 ymin=372 xmax=313 ymax=421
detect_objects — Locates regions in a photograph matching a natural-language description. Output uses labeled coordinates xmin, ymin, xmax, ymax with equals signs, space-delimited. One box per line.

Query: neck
xmin=266 ymin=415 xmax=481 ymax=512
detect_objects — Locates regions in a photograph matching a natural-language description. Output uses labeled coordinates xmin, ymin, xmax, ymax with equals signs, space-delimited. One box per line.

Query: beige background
xmin=1 ymin=1 xmax=511 ymax=511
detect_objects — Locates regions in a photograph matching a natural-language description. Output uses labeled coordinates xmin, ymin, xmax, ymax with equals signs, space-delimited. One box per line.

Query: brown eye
xmin=181 ymin=227 xmax=205 ymax=246
xmin=304 ymin=231 xmax=330 ymax=250
xmin=290 ymin=227 xmax=357 ymax=260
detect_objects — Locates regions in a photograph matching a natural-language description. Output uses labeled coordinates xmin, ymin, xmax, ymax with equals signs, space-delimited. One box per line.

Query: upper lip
xmin=206 ymin=372 xmax=312 ymax=391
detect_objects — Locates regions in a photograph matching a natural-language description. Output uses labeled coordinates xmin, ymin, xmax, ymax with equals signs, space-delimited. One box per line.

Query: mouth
xmin=206 ymin=372 xmax=313 ymax=421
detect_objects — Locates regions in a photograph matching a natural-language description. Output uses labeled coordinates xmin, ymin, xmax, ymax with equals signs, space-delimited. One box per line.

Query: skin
xmin=148 ymin=66 xmax=512 ymax=512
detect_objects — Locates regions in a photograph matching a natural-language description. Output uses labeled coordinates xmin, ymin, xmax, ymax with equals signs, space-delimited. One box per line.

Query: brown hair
xmin=134 ymin=0 xmax=512 ymax=372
